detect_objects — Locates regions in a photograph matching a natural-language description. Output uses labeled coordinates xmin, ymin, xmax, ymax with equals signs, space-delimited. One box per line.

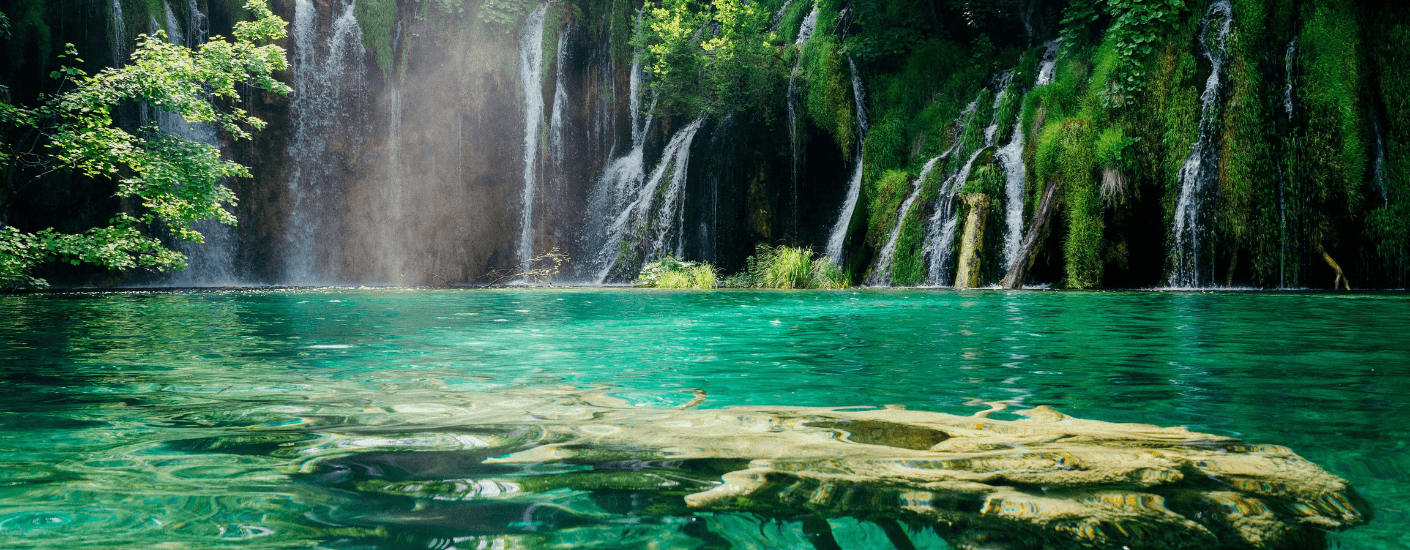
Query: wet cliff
xmin=2 ymin=0 xmax=1408 ymax=289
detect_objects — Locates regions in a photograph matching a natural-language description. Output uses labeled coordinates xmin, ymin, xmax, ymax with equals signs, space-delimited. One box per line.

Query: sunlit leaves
xmin=0 ymin=0 xmax=289 ymax=289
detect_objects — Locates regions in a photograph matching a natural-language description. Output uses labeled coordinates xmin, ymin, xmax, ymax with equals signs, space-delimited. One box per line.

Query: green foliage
xmin=802 ymin=36 xmax=856 ymax=157
xmin=1296 ymin=0 xmax=1364 ymax=249
xmin=0 ymin=0 xmax=289 ymax=289
xmin=1094 ymin=125 xmax=1138 ymax=168
xmin=864 ymin=168 xmax=912 ymax=248
xmin=635 ymin=0 xmax=783 ymax=117
xmin=477 ymin=0 xmax=537 ymax=31
xmin=354 ymin=0 xmax=397 ymax=73
xmin=1367 ymin=16 xmax=1410 ymax=268
xmin=1216 ymin=0 xmax=1279 ymax=285
xmin=961 ymin=154 xmax=1003 ymax=196
xmin=838 ymin=0 xmax=930 ymax=65
xmin=1061 ymin=0 xmax=1187 ymax=105
xmin=723 ymin=244 xmax=848 ymax=289
xmin=636 ymin=255 xmax=717 ymax=288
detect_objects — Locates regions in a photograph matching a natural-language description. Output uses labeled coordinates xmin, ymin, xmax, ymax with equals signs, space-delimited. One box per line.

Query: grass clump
xmin=635 ymin=256 xmax=718 ymax=289
xmin=724 ymin=245 xmax=849 ymax=289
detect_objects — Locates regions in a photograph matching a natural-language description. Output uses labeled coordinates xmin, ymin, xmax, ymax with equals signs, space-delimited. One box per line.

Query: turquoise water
xmin=0 ymin=288 xmax=1406 ymax=549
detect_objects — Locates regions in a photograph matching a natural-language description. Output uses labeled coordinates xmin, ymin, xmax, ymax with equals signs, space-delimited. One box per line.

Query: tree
xmin=635 ymin=0 xmax=784 ymax=117
xmin=0 ymin=0 xmax=290 ymax=289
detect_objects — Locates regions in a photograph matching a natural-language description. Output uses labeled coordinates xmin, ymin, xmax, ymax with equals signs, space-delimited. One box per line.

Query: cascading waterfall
xmin=1374 ymin=111 xmax=1390 ymax=208
xmin=186 ymin=0 xmax=209 ymax=45
xmin=1284 ymin=38 xmax=1296 ymax=120
xmin=1169 ymin=0 xmax=1234 ymax=289
xmin=1000 ymin=49 xmax=1054 ymax=267
xmin=786 ymin=6 xmax=818 ymax=238
xmin=997 ymin=117 xmax=1027 ymax=268
xmin=770 ymin=0 xmax=795 ymax=31
xmin=922 ymin=74 xmax=1009 ymax=285
xmin=1035 ymin=41 xmax=1058 ymax=86
xmin=824 ymin=57 xmax=870 ymax=265
xmin=284 ymin=0 xmax=363 ymax=283
xmin=549 ymin=29 xmax=570 ymax=167
xmin=592 ymin=118 xmax=706 ymax=283
xmin=153 ymin=2 xmax=241 ymax=286
xmin=866 ymin=155 xmax=942 ymax=286
xmin=111 ymin=0 xmax=125 ymax=61
xmin=517 ymin=3 xmax=551 ymax=275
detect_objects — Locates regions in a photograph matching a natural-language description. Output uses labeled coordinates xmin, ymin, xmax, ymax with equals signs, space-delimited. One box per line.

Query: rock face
xmin=295 ymin=388 xmax=1370 ymax=550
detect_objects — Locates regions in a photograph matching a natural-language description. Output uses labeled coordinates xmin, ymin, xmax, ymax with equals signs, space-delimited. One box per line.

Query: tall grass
xmin=725 ymin=245 xmax=849 ymax=289
xmin=636 ymin=256 xmax=718 ymax=289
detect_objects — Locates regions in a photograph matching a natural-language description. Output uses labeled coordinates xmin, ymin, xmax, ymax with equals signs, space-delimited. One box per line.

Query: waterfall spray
xmin=592 ymin=118 xmax=706 ymax=283
xmin=284 ymin=0 xmax=364 ymax=284
xmin=1170 ymin=0 xmax=1234 ymax=288
xmin=517 ymin=3 xmax=552 ymax=276
xmin=824 ymin=57 xmax=870 ymax=266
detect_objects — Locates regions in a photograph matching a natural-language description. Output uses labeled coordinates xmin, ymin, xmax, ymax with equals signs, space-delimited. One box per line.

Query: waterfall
xmin=824 ymin=57 xmax=869 ymax=265
xmin=1284 ymin=39 xmax=1296 ymax=120
xmin=867 ymin=156 xmax=942 ymax=286
xmin=284 ymin=0 xmax=363 ymax=284
xmin=163 ymin=2 xmax=182 ymax=44
xmin=549 ymin=28 xmax=570 ymax=166
xmin=187 ymin=0 xmax=209 ymax=45
xmin=1035 ymin=41 xmax=1058 ymax=87
xmin=590 ymin=118 xmax=706 ymax=283
xmin=150 ymin=2 xmax=242 ymax=286
xmin=998 ymin=117 xmax=1026 ymax=267
xmin=517 ymin=3 xmax=551 ymax=275
xmin=111 ymin=0 xmax=125 ymax=61
xmin=770 ymin=0 xmax=795 ymax=32
xmin=1374 ymin=111 xmax=1390 ymax=208
xmin=786 ymin=6 xmax=818 ymax=238
xmin=1169 ymin=0 xmax=1233 ymax=289
xmin=922 ymin=74 xmax=1008 ymax=286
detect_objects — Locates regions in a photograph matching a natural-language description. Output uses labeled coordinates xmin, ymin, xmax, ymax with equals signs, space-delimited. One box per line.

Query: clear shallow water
xmin=0 ymin=288 xmax=1406 ymax=549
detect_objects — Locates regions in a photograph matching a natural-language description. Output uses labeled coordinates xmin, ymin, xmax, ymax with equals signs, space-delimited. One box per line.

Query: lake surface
xmin=0 ymin=288 xmax=1406 ymax=549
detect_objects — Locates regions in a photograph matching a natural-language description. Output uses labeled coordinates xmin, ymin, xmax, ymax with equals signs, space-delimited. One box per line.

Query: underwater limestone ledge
xmin=298 ymin=388 xmax=1369 ymax=550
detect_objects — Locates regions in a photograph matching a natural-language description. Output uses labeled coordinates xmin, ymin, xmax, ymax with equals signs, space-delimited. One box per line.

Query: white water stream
xmin=824 ymin=57 xmax=870 ymax=265
xmin=516 ymin=3 xmax=551 ymax=274
xmin=1170 ymin=0 xmax=1234 ymax=288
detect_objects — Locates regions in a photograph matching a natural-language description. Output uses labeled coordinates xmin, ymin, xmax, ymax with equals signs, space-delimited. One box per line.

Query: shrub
xmin=723 ymin=245 xmax=848 ymax=289
xmin=636 ymin=255 xmax=717 ymax=289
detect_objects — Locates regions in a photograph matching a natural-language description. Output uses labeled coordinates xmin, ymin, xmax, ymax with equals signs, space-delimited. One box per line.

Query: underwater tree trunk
xmin=955 ymin=194 xmax=989 ymax=289
xmin=1002 ymin=178 xmax=1060 ymax=289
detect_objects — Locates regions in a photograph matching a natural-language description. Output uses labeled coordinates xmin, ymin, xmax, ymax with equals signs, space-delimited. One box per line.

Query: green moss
xmin=1296 ymin=0 xmax=1365 ymax=249
xmin=802 ymin=36 xmax=856 ymax=158
xmin=1054 ymin=120 xmax=1102 ymax=289
xmin=1367 ymin=14 xmax=1410 ymax=269
xmin=864 ymin=168 xmax=912 ymax=248
xmin=355 ymin=0 xmax=398 ymax=74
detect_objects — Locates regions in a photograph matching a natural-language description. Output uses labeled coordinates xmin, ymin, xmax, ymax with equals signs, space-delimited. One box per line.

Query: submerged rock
xmin=294 ymin=388 xmax=1368 ymax=550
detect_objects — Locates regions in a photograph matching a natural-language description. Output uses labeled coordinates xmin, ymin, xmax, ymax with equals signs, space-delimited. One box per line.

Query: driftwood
xmin=1002 ymin=178 xmax=1061 ymax=289
xmin=294 ymin=387 xmax=1369 ymax=550
xmin=1317 ymin=243 xmax=1352 ymax=291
